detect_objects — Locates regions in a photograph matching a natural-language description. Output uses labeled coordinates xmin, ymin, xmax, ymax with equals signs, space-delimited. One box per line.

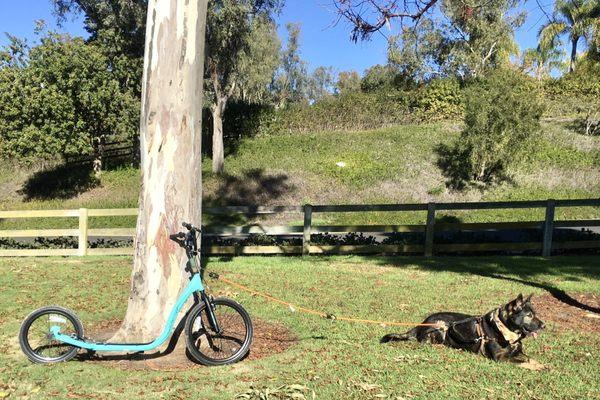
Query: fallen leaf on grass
xmin=518 ymin=359 xmax=547 ymax=371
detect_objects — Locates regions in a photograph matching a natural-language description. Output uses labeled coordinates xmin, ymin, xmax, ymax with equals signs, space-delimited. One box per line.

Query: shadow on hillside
xmin=372 ymin=256 xmax=600 ymax=313
xmin=19 ymin=163 xmax=100 ymax=200
xmin=203 ymin=168 xmax=295 ymax=225
xmin=19 ymin=156 xmax=135 ymax=201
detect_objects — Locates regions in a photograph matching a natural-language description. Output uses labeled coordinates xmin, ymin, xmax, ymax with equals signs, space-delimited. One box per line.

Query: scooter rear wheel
xmin=19 ymin=306 xmax=84 ymax=364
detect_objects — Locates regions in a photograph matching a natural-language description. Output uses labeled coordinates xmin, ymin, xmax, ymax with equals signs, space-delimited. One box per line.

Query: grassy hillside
xmin=0 ymin=120 xmax=598 ymax=229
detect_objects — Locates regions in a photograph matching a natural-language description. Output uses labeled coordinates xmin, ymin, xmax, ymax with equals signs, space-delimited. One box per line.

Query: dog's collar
xmin=490 ymin=309 xmax=521 ymax=344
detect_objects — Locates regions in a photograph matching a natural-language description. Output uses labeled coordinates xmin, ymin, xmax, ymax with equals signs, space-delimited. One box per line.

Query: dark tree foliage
xmin=52 ymin=0 xmax=147 ymax=58
xmin=51 ymin=0 xmax=147 ymax=96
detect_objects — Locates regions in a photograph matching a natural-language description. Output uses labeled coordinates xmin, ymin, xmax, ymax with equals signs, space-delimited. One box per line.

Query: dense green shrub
xmin=204 ymin=82 xmax=468 ymax=154
xmin=414 ymin=78 xmax=464 ymax=121
xmin=266 ymin=90 xmax=414 ymax=134
xmin=438 ymin=69 xmax=545 ymax=188
xmin=543 ymin=62 xmax=600 ymax=119
xmin=205 ymin=90 xmax=417 ymax=146
xmin=0 ymin=34 xmax=139 ymax=164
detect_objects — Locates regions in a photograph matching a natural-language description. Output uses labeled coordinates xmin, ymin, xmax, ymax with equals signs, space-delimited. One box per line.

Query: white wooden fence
xmin=0 ymin=198 xmax=599 ymax=257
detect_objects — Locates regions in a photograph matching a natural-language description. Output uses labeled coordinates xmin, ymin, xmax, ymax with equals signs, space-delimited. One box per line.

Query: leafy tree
xmin=51 ymin=0 xmax=146 ymax=57
xmin=360 ymin=64 xmax=396 ymax=92
xmin=205 ymin=0 xmax=282 ymax=174
xmin=0 ymin=32 xmax=139 ymax=174
xmin=587 ymin=1 xmax=600 ymax=60
xmin=51 ymin=0 xmax=146 ymax=92
xmin=439 ymin=0 xmax=524 ymax=78
xmin=307 ymin=66 xmax=335 ymax=103
xmin=335 ymin=70 xmax=361 ymax=94
xmin=387 ymin=19 xmax=447 ymax=83
xmin=234 ymin=19 xmax=281 ymax=104
xmin=438 ymin=69 xmax=544 ymax=187
xmin=339 ymin=1 xmax=524 ymax=79
xmin=272 ymin=22 xmax=310 ymax=107
xmin=538 ymin=0 xmax=597 ymax=73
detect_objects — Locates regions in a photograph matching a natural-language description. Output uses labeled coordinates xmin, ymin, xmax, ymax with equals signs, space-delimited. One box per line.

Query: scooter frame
xmin=49 ymin=223 xmax=218 ymax=353
xmin=50 ymin=273 xmax=205 ymax=352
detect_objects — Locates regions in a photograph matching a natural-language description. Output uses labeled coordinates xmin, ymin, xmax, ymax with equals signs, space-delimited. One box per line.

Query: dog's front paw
xmin=511 ymin=353 xmax=530 ymax=363
xmin=517 ymin=359 xmax=547 ymax=371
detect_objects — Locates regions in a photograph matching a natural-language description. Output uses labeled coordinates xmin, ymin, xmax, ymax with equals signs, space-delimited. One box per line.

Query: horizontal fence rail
xmin=0 ymin=198 xmax=599 ymax=257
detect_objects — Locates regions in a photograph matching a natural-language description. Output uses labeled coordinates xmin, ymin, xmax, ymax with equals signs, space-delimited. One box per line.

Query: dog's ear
xmin=516 ymin=293 xmax=524 ymax=303
xmin=526 ymin=293 xmax=534 ymax=303
xmin=509 ymin=294 xmax=524 ymax=311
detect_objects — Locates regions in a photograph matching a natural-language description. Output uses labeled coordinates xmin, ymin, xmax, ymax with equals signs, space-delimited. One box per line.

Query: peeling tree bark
xmin=111 ymin=0 xmax=208 ymax=342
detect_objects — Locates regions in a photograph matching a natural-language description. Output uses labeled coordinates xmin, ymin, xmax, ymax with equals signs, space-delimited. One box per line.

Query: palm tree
xmin=521 ymin=46 xmax=566 ymax=79
xmin=538 ymin=0 xmax=597 ymax=72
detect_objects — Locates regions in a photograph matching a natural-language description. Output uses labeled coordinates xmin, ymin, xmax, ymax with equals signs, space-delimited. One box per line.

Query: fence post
xmin=78 ymin=208 xmax=88 ymax=256
xmin=303 ymin=204 xmax=312 ymax=256
xmin=542 ymin=199 xmax=555 ymax=257
xmin=425 ymin=203 xmax=436 ymax=257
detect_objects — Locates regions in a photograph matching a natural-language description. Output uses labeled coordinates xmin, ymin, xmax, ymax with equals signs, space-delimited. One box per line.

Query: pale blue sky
xmin=0 ymin=0 xmax=562 ymax=74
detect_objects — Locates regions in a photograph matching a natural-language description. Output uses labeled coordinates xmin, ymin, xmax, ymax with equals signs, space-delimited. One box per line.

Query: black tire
xmin=185 ymin=297 xmax=253 ymax=366
xmin=19 ymin=306 xmax=84 ymax=364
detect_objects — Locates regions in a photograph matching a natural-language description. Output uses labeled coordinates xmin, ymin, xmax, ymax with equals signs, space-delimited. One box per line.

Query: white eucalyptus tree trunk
xmin=111 ymin=0 xmax=208 ymax=342
xmin=211 ymin=98 xmax=226 ymax=174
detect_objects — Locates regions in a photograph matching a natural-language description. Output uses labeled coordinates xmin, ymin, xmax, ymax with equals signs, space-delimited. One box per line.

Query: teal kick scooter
xmin=19 ymin=222 xmax=253 ymax=366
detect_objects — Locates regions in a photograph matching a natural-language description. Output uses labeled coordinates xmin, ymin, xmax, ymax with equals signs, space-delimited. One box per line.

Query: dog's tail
xmin=380 ymin=328 xmax=417 ymax=343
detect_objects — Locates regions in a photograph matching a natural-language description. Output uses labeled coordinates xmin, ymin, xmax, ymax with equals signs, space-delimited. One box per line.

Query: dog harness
xmin=444 ymin=308 xmax=521 ymax=355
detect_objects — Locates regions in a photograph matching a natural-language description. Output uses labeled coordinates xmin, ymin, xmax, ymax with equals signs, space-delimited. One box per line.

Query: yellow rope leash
xmin=211 ymin=273 xmax=439 ymax=328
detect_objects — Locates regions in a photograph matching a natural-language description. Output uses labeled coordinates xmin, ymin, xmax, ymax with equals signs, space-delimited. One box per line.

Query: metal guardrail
xmin=0 ymin=198 xmax=599 ymax=257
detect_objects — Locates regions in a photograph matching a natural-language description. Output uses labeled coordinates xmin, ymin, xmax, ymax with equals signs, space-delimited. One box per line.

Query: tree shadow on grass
xmin=18 ymin=155 xmax=135 ymax=201
xmin=373 ymin=256 xmax=600 ymax=313
xmin=19 ymin=163 xmax=100 ymax=201
xmin=203 ymin=168 xmax=295 ymax=226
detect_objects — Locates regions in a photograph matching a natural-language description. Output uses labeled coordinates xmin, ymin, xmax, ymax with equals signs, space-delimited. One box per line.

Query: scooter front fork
xmin=200 ymin=291 xmax=223 ymax=335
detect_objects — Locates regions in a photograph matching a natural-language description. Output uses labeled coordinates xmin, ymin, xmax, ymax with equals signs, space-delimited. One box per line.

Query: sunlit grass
xmin=1 ymin=255 xmax=599 ymax=399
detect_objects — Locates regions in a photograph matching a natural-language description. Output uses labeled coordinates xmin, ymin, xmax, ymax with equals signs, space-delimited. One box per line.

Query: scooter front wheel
xmin=19 ymin=306 xmax=84 ymax=364
xmin=185 ymin=297 xmax=253 ymax=366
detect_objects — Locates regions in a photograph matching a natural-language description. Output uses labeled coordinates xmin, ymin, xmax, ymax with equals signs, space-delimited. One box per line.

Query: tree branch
xmin=333 ymin=0 xmax=439 ymax=41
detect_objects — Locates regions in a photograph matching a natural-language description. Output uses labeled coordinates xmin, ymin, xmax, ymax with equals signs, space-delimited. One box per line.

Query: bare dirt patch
xmin=533 ymin=293 xmax=600 ymax=334
xmin=79 ymin=318 xmax=297 ymax=371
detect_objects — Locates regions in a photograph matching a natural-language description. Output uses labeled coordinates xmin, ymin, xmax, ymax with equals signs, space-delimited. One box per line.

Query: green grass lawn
xmin=1 ymin=255 xmax=599 ymax=399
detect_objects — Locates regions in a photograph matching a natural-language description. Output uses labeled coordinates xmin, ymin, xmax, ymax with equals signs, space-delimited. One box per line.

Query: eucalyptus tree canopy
xmin=386 ymin=0 xmax=524 ymax=80
xmin=51 ymin=0 xmax=147 ymax=58
xmin=272 ymin=22 xmax=310 ymax=107
xmin=308 ymin=66 xmax=336 ymax=103
xmin=336 ymin=70 xmax=361 ymax=94
xmin=205 ymin=0 xmax=282 ymax=174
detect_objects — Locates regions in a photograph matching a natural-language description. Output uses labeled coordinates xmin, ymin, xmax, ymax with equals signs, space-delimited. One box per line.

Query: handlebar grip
xmin=182 ymin=222 xmax=201 ymax=234
xmin=169 ymin=232 xmax=185 ymax=241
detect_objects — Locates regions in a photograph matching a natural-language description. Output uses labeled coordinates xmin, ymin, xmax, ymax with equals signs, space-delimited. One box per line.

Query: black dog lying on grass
xmin=381 ymin=294 xmax=545 ymax=362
